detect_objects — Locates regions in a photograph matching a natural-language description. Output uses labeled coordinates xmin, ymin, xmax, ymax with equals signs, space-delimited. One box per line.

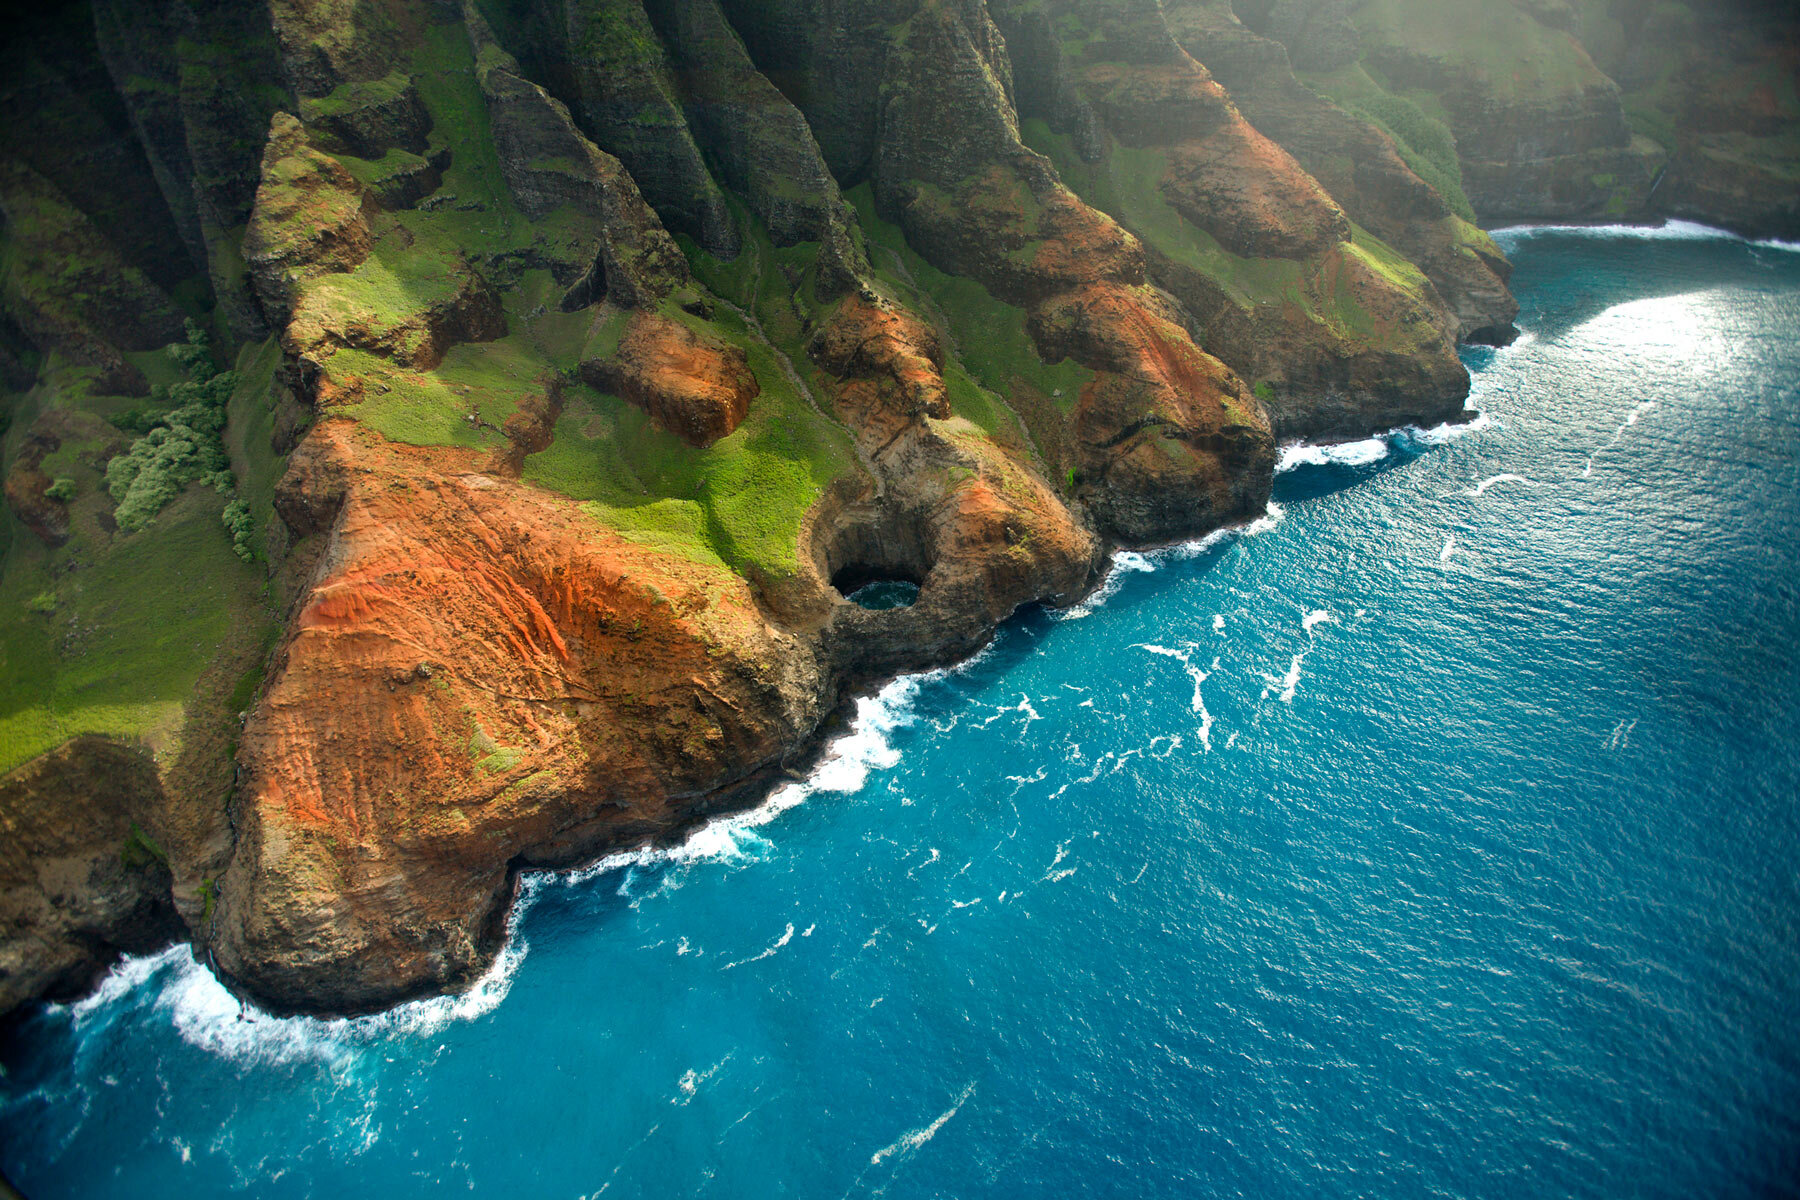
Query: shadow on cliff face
xmin=818 ymin=509 xmax=934 ymax=603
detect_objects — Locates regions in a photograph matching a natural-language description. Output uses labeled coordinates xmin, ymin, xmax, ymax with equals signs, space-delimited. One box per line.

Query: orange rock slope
xmin=206 ymin=0 xmax=1269 ymax=1011
xmin=215 ymin=420 xmax=829 ymax=1008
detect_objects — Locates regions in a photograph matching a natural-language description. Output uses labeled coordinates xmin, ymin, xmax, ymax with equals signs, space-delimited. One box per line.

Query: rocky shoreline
xmin=3 ymin=0 xmax=1795 ymax=1021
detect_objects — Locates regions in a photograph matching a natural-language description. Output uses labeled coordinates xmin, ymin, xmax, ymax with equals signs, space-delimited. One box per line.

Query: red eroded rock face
xmin=809 ymin=293 xmax=950 ymax=423
xmin=867 ymin=1 xmax=1275 ymax=547
xmin=580 ymin=310 xmax=761 ymax=446
xmin=211 ymin=271 xmax=1114 ymax=1013
xmin=1159 ymin=109 xmax=1349 ymax=262
xmin=878 ymin=139 xmax=1273 ymax=544
xmin=804 ymin=279 xmax=1105 ymax=677
xmin=212 ymin=420 xmax=824 ymax=1012
xmin=1080 ymin=52 xmax=1347 ymax=260
xmin=1038 ymin=282 xmax=1274 ymax=543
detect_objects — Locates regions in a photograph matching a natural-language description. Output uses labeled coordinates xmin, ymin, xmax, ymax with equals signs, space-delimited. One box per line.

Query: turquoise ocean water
xmin=3 ymin=226 xmax=1798 ymax=1198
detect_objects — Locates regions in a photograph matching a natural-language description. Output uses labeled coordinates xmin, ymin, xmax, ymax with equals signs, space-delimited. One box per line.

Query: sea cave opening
xmin=831 ymin=564 xmax=923 ymax=610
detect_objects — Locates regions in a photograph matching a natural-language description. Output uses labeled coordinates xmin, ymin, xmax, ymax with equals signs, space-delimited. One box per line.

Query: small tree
xmin=221 ymin=499 xmax=257 ymax=563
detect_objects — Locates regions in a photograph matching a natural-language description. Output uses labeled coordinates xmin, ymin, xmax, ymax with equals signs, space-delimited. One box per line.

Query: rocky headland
xmin=2 ymin=0 xmax=1795 ymax=1018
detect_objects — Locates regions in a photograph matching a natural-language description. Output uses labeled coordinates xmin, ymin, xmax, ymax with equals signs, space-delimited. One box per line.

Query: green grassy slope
xmin=1 ymin=359 xmax=273 ymax=775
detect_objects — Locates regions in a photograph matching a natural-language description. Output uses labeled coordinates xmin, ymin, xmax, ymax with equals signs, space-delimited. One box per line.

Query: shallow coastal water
xmin=3 ymin=227 xmax=1798 ymax=1198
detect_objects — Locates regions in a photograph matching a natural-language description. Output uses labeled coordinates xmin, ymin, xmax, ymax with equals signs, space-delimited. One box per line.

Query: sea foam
xmin=66 ymin=918 xmax=531 ymax=1071
xmin=1489 ymin=218 xmax=1800 ymax=254
xmin=61 ymin=669 xmax=937 ymax=1065
xmin=1277 ymin=409 xmax=1497 ymax=476
xmin=1276 ymin=436 xmax=1391 ymax=473
xmin=870 ymin=1083 xmax=977 ymax=1166
xmin=1056 ymin=500 xmax=1289 ymax=621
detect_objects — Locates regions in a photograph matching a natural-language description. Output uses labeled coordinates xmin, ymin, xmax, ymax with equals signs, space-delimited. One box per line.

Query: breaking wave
xmin=1276 ymin=436 xmax=1392 ymax=472
xmin=1489 ymin=218 xmax=1800 ymax=254
xmin=60 ymin=669 xmax=938 ymax=1065
xmin=65 ymin=920 xmax=531 ymax=1070
xmin=1278 ymin=410 xmax=1497 ymax=476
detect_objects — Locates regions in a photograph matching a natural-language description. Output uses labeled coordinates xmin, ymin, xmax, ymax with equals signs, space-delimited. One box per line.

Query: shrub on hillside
xmin=106 ymin=321 xmax=240 ymax=532
xmin=221 ymin=499 xmax=256 ymax=562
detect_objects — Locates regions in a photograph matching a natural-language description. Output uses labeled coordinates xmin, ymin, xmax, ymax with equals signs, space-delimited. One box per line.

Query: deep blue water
xmin=4 ymin=226 xmax=1799 ymax=1199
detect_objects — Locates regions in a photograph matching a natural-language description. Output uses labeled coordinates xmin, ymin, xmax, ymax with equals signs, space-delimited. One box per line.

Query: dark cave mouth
xmin=832 ymin=565 xmax=923 ymax=610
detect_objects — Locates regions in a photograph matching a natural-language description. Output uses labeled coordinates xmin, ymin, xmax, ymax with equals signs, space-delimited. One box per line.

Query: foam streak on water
xmin=5 ymin=225 xmax=1800 ymax=1200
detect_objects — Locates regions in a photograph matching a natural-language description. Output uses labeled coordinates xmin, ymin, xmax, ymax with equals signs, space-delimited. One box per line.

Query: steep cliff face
xmin=1161 ymin=1 xmax=1518 ymax=343
xmin=0 ymin=737 xmax=183 ymax=1014
xmin=1241 ymin=0 xmax=1665 ymax=223
xmin=2 ymin=0 xmax=1795 ymax=1016
xmin=1237 ymin=0 xmax=1799 ymax=235
xmin=989 ymin=0 xmax=1472 ymax=439
xmin=1571 ymin=0 xmax=1800 ymax=238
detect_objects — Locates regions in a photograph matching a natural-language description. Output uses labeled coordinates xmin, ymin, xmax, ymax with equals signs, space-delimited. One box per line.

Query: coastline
xmin=34 ymin=393 xmax=1503 ymax=1039
xmin=3 ymin=218 xmax=1783 ymax=1029
xmin=35 ymin=487 xmax=1308 ymax=1038
xmin=11 ymin=222 xmax=1800 ymax=1200
xmin=1487 ymin=217 xmax=1800 ymax=254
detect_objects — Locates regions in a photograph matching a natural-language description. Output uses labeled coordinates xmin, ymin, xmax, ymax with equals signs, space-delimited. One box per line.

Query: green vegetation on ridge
xmin=544 ymin=212 xmax=859 ymax=582
xmin=280 ymin=24 xmax=862 ymax=585
xmin=1022 ymin=119 xmax=1442 ymax=360
xmin=522 ymin=299 xmax=858 ymax=581
xmin=1347 ymin=0 xmax=1607 ymax=98
xmin=1021 ymin=120 xmax=1311 ymax=313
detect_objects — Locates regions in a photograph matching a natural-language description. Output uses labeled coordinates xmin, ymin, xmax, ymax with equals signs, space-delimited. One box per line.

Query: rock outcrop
xmin=242 ymin=113 xmax=377 ymax=324
xmin=0 ymin=738 xmax=183 ymax=1016
xmin=869 ymin=0 xmax=1277 ymax=539
xmin=579 ymin=310 xmax=760 ymax=446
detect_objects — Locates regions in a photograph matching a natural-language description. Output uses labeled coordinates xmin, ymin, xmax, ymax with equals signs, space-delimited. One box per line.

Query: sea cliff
xmin=2 ymin=0 xmax=1794 ymax=1017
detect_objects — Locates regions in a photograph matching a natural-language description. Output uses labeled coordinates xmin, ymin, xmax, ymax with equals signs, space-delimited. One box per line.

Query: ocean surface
xmin=3 ymin=225 xmax=1798 ymax=1199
